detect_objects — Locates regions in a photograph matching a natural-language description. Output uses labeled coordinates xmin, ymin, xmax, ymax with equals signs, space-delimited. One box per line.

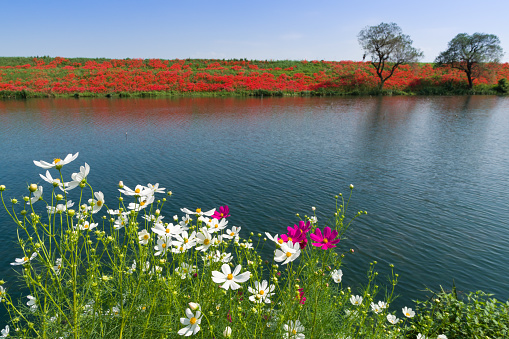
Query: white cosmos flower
xmin=265 ymin=232 xmax=284 ymax=246
xmin=152 ymin=222 xmax=180 ymax=239
xmin=331 ymin=269 xmax=343 ymax=283
xmin=210 ymin=250 xmax=232 ymax=263
xmin=114 ymin=214 xmax=129 ymax=230
xmin=11 ymin=252 xmax=38 ymax=266
xmin=1 ymin=325 xmax=9 ymax=338
xmin=33 ymin=152 xmax=79 ymax=169
xmin=27 ymin=295 xmax=37 ymax=311
xmin=370 ymin=302 xmax=382 ymax=314
xmin=89 ymin=191 xmax=105 ymax=214
xmin=47 ymin=200 xmax=74 ymax=214
xmin=248 ymin=280 xmax=275 ymax=304
xmin=416 ymin=334 xmax=427 ymax=339
xmin=211 ymin=264 xmax=251 ymax=290
xmin=147 ymin=183 xmax=165 ymax=194
xmin=223 ymin=226 xmax=241 ymax=240
xmin=154 ymin=237 xmax=172 ymax=256
xmin=402 ymin=306 xmax=415 ymax=318
xmin=274 ymin=241 xmax=301 ymax=265
xmin=138 ymin=230 xmax=150 ymax=245
xmin=283 ymin=320 xmax=305 ymax=339
xmin=65 ymin=163 xmax=90 ymax=191
xmin=172 ymin=231 xmax=197 ymax=252
xmin=309 ymin=216 xmax=318 ymax=224
xmin=128 ymin=195 xmax=154 ymax=211
xmin=207 ymin=218 xmax=227 ymax=233
xmin=78 ymin=221 xmax=98 ymax=231
xmin=196 ymin=229 xmax=213 ymax=251
xmin=387 ymin=314 xmax=399 ymax=324
xmin=378 ymin=300 xmax=388 ymax=309
xmin=180 ymin=207 xmax=215 ymax=217
xmin=119 ymin=184 xmax=151 ymax=197
xmin=437 ymin=335 xmax=448 ymax=339
xmin=178 ymin=307 xmax=202 ymax=336
xmin=39 ymin=170 xmax=66 ymax=190
xmin=30 ymin=186 xmax=43 ymax=204
xmin=350 ymin=295 xmax=363 ymax=306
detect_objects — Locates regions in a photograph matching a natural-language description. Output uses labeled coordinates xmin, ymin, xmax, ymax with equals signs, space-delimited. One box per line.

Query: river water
xmin=0 ymin=96 xmax=508 ymax=312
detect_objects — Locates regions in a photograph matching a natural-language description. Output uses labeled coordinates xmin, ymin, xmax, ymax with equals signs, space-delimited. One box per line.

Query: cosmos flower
xmin=33 ymin=152 xmax=79 ymax=169
xmin=310 ymin=226 xmax=340 ymax=250
xmin=211 ymin=264 xmax=250 ymax=290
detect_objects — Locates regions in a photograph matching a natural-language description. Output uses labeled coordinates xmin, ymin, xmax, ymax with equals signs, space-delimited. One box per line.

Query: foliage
xmin=409 ymin=285 xmax=509 ymax=338
xmin=495 ymin=78 xmax=509 ymax=94
xmin=434 ymin=33 xmax=504 ymax=89
xmin=357 ymin=22 xmax=423 ymax=89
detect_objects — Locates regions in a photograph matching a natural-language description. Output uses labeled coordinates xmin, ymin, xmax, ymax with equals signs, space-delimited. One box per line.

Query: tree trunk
xmin=466 ymin=71 xmax=473 ymax=89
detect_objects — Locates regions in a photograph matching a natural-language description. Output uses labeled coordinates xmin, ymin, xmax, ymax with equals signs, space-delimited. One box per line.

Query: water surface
xmin=1 ymin=96 xmax=508 ymax=311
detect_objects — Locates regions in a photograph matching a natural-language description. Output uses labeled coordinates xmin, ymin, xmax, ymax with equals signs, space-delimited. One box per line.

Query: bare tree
xmin=358 ymin=22 xmax=423 ymax=90
xmin=435 ymin=33 xmax=504 ymax=89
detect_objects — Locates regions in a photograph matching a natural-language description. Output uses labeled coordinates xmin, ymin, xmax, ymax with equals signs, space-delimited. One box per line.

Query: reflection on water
xmin=1 ymin=96 xmax=508 ymax=311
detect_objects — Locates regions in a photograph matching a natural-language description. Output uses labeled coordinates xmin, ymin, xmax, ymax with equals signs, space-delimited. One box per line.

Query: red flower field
xmin=0 ymin=57 xmax=508 ymax=96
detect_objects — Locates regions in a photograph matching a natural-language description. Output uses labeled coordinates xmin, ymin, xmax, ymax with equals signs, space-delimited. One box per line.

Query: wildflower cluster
xmin=0 ymin=153 xmax=460 ymax=338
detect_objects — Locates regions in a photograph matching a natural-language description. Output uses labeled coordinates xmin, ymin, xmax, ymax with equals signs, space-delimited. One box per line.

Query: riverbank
xmin=1 ymin=57 xmax=508 ymax=98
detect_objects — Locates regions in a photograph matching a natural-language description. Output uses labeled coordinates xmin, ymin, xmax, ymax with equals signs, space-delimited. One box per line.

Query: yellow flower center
xmin=278 ymin=239 xmax=284 ymax=244
xmin=53 ymin=158 xmax=61 ymax=164
xmin=227 ymin=274 xmax=233 ymax=280
xmin=84 ymin=224 xmax=89 ymax=229
xmin=190 ymin=317 xmax=197 ymax=325
xmin=184 ymin=239 xmax=189 ymax=244
xmin=135 ymin=188 xmax=140 ymax=193
xmin=162 ymin=243 xmax=166 ymax=248
xmin=406 ymin=312 xmax=410 ymax=316
xmin=220 ymin=213 xmax=224 ymax=217
xmin=143 ymin=234 xmax=149 ymax=239
xmin=165 ymin=229 xmax=170 ymax=233
xmin=214 ymin=224 xmax=219 ymax=228
xmin=230 ymin=232 xmax=235 ymax=236
xmin=203 ymin=239 xmax=210 ymax=245
xmin=140 ymin=201 xmax=145 ymax=206
xmin=288 ymin=237 xmax=293 ymax=242
xmin=323 ymin=238 xmax=328 ymax=243
xmin=97 ymin=200 xmax=103 ymax=206
xmin=259 ymin=290 xmax=265 ymax=295
xmin=179 ymin=246 xmax=184 ymax=251
xmin=196 ymin=208 xmax=201 ymax=213
xmin=292 ymin=329 xmax=297 ymax=335
xmin=286 ymin=252 xmax=292 ymax=258
xmin=23 ymin=256 xmax=29 ymax=262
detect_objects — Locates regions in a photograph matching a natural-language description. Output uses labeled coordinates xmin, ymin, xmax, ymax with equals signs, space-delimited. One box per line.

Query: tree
xmin=358 ymin=22 xmax=423 ymax=90
xmin=435 ymin=33 xmax=504 ymax=89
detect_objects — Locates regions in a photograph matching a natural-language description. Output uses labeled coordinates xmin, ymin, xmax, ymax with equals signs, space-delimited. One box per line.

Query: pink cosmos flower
xmin=310 ymin=227 xmax=340 ymax=250
xmin=297 ymin=288 xmax=306 ymax=305
xmin=211 ymin=205 xmax=230 ymax=220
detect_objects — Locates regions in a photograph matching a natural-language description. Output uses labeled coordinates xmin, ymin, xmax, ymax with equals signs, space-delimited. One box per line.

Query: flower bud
xmin=29 ymin=184 xmax=38 ymax=192
xmin=312 ymin=206 xmax=316 ymax=211
xmin=188 ymin=302 xmax=200 ymax=311
xmin=79 ymin=182 xmax=86 ymax=188
xmin=0 ymin=185 xmax=5 ymax=191
xmin=23 ymin=196 xmax=29 ymax=202
xmin=56 ymin=194 xmax=64 ymax=201
xmin=223 ymin=326 xmax=232 ymax=338
xmin=67 ymin=209 xmax=75 ymax=217
xmin=350 ymin=184 xmax=354 ymax=189
xmin=11 ymin=198 xmax=18 ymax=204
xmin=167 ymin=191 xmax=172 ymax=196
xmin=118 ymin=181 xmax=124 ymax=188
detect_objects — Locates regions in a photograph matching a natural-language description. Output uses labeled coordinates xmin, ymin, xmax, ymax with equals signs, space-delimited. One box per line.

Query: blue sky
xmin=2 ymin=0 xmax=509 ymax=62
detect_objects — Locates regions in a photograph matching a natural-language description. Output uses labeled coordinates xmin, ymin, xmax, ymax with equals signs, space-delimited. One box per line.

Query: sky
xmin=2 ymin=0 xmax=509 ymax=63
